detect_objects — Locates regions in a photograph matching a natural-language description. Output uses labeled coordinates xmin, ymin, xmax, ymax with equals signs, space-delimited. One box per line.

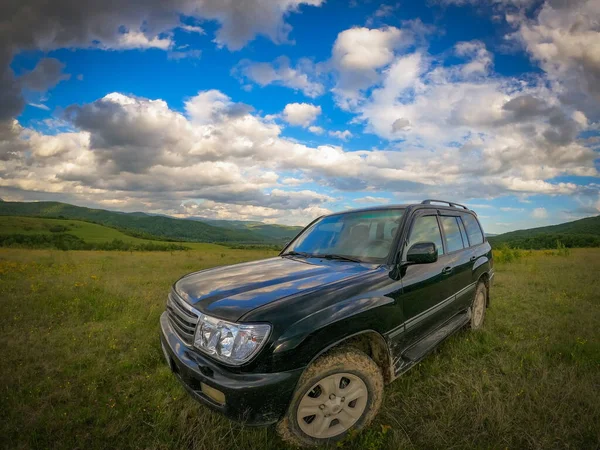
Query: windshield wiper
xmin=281 ymin=250 xmax=313 ymax=258
xmin=311 ymin=253 xmax=363 ymax=263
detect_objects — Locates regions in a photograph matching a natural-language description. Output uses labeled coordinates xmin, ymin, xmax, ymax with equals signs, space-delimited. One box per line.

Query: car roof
xmin=322 ymin=202 xmax=478 ymax=218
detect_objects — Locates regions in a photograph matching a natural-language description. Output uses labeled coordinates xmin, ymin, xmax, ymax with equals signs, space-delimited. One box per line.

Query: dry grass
xmin=1 ymin=248 xmax=599 ymax=450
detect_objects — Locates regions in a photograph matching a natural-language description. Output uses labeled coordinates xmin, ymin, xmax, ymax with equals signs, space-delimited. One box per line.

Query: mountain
xmin=189 ymin=217 xmax=303 ymax=242
xmin=0 ymin=201 xmax=304 ymax=244
xmin=488 ymin=215 xmax=600 ymax=249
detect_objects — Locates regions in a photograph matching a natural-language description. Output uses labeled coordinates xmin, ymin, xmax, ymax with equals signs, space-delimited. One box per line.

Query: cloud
xmin=391 ymin=117 xmax=411 ymax=132
xmin=531 ymin=207 xmax=548 ymax=219
xmin=330 ymin=21 xmax=435 ymax=109
xmin=328 ymin=130 xmax=353 ymax=140
xmin=0 ymin=90 xmax=338 ymax=224
xmin=19 ymin=58 xmax=71 ymax=91
xmin=2 ymin=0 xmax=324 ymax=53
xmin=282 ymin=103 xmax=322 ymax=127
xmin=366 ymin=4 xmax=398 ymax=27
xmin=350 ymin=37 xmax=597 ymax=195
xmin=499 ymin=207 xmax=524 ymax=212
xmin=508 ymin=0 xmax=600 ymax=118
xmin=569 ymin=193 xmax=600 ymax=218
xmin=308 ymin=125 xmax=325 ymax=135
xmin=432 ymin=0 xmax=600 ymax=120
xmin=280 ymin=176 xmax=308 ymax=186
xmin=234 ymin=56 xmax=324 ymax=97
xmin=28 ymin=103 xmax=50 ymax=111
xmin=0 ymin=0 xmax=325 ymax=125
xmin=197 ymin=0 xmax=325 ymax=50
xmin=104 ymin=30 xmax=174 ymax=50
xmin=435 ymin=0 xmax=537 ymax=8
xmin=355 ymin=196 xmax=390 ymax=204
xmin=167 ymin=49 xmax=202 ymax=60
xmin=179 ymin=24 xmax=205 ymax=34
xmin=454 ymin=40 xmax=493 ymax=76
xmin=1 ymin=86 xmax=597 ymax=225
xmin=331 ymin=26 xmax=414 ymax=107
xmin=178 ymin=200 xmax=332 ymax=224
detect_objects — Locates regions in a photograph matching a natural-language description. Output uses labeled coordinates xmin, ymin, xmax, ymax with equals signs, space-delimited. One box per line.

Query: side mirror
xmin=406 ymin=242 xmax=438 ymax=264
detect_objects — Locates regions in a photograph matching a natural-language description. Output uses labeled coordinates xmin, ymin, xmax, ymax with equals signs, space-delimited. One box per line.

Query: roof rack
xmin=421 ymin=199 xmax=469 ymax=210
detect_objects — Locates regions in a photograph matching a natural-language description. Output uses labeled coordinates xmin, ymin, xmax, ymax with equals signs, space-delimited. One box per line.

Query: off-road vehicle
xmin=160 ymin=200 xmax=494 ymax=446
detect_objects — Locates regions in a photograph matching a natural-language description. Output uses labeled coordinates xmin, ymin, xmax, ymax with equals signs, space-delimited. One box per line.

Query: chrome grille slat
xmin=166 ymin=291 xmax=198 ymax=346
xmin=167 ymin=300 xmax=197 ymax=325
xmin=166 ymin=307 xmax=196 ymax=332
xmin=169 ymin=318 xmax=194 ymax=343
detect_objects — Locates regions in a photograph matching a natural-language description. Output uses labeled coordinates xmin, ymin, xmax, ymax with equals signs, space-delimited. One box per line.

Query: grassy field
xmin=1 ymin=248 xmax=599 ymax=449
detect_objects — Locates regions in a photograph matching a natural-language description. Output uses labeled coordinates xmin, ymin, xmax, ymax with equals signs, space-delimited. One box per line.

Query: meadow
xmin=1 ymin=247 xmax=599 ymax=449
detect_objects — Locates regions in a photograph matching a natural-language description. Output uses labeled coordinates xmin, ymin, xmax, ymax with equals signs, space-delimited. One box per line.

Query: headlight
xmin=193 ymin=313 xmax=271 ymax=365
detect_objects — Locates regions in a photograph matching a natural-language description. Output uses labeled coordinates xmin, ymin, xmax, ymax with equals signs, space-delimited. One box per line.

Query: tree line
xmin=489 ymin=233 xmax=600 ymax=250
xmin=0 ymin=233 xmax=189 ymax=251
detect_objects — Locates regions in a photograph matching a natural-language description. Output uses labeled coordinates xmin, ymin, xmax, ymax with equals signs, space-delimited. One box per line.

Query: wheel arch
xmin=304 ymin=329 xmax=394 ymax=384
xmin=477 ymin=271 xmax=491 ymax=307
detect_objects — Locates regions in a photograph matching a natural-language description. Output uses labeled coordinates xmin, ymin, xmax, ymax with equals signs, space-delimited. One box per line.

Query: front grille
xmin=166 ymin=290 xmax=199 ymax=346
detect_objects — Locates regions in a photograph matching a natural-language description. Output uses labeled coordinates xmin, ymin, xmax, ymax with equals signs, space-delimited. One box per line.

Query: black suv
xmin=160 ymin=200 xmax=494 ymax=446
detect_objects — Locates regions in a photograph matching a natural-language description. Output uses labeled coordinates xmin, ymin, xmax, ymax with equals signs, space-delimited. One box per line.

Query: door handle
xmin=442 ymin=266 xmax=453 ymax=275
xmin=470 ymin=256 xmax=477 ymax=262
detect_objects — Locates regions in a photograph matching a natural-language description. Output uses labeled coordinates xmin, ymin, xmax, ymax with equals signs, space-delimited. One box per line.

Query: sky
xmin=1 ymin=0 xmax=599 ymax=233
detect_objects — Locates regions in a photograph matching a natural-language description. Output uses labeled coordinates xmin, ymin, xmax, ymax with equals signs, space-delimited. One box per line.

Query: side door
xmin=438 ymin=214 xmax=472 ymax=315
xmin=399 ymin=210 xmax=456 ymax=346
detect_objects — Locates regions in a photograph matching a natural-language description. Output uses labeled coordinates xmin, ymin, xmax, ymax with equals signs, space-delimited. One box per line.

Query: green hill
xmin=0 ymin=201 xmax=302 ymax=244
xmin=188 ymin=217 xmax=303 ymax=241
xmin=488 ymin=215 xmax=600 ymax=249
xmin=0 ymin=216 xmax=228 ymax=251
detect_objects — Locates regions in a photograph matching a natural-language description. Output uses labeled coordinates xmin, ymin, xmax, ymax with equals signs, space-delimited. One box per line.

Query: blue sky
xmin=1 ymin=0 xmax=599 ymax=233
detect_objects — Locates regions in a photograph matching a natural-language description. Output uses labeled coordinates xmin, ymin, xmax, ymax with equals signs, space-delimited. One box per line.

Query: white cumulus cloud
xmin=234 ymin=56 xmax=324 ymax=98
xmin=282 ymin=103 xmax=322 ymax=127
xmin=531 ymin=207 xmax=548 ymax=219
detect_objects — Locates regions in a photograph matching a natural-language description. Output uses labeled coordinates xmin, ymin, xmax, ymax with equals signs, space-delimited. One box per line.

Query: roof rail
xmin=421 ymin=199 xmax=469 ymax=210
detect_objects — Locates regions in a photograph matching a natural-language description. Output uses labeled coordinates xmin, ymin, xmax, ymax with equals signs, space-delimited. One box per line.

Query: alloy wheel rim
xmin=296 ymin=372 xmax=368 ymax=439
xmin=473 ymin=291 xmax=485 ymax=327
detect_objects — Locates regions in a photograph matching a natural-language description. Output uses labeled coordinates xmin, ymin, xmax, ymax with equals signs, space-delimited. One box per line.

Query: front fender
xmin=268 ymin=296 xmax=399 ymax=371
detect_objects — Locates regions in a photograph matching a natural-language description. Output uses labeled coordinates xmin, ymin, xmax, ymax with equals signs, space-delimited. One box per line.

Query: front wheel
xmin=276 ymin=347 xmax=383 ymax=447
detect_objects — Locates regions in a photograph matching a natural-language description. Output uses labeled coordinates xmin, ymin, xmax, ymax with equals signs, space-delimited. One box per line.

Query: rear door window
xmin=440 ymin=216 xmax=465 ymax=253
xmin=457 ymin=216 xmax=469 ymax=246
xmin=462 ymin=214 xmax=484 ymax=246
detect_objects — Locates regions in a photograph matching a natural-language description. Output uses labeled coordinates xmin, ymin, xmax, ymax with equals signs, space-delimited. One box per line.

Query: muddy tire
xmin=276 ymin=347 xmax=384 ymax=447
xmin=469 ymin=281 xmax=487 ymax=330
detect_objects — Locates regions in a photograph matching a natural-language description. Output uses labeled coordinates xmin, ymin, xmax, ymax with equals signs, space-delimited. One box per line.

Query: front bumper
xmin=160 ymin=312 xmax=303 ymax=425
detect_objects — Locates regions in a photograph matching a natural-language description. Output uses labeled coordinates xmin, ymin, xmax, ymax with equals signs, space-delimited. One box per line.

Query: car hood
xmin=174 ymin=256 xmax=374 ymax=322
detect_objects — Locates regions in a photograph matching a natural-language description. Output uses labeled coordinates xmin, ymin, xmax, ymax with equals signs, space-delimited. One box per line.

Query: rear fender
xmin=473 ymin=255 xmax=489 ymax=273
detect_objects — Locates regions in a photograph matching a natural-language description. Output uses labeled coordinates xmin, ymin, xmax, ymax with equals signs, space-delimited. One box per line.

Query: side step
xmin=401 ymin=312 xmax=469 ymax=362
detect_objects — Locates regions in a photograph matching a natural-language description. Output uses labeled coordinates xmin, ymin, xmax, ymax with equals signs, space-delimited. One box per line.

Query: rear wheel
xmin=470 ymin=282 xmax=487 ymax=329
xmin=276 ymin=347 xmax=383 ymax=447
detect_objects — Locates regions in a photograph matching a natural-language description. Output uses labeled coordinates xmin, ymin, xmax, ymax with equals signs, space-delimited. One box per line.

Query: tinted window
xmin=462 ymin=214 xmax=484 ymax=246
xmin=286 ymin=209 xmax=405 ymax=262
xmin=384 ymin=220 xmax=399 ymax=241
xmin=457 ymin=216 xmax=469 ymax=246
xmin=440 ymin=216 xmax=465 ymax=253
xmin=407 ymin=216 xmax=444 ymax=255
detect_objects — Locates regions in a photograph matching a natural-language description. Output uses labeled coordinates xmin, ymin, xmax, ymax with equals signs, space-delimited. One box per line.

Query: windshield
xmin=284 ymin=209 xmax=405 ymax=263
